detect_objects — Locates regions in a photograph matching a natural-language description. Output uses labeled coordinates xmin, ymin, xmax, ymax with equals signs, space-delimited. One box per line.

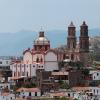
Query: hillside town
xmin=0 ymin=21 xmax=100 ymax=100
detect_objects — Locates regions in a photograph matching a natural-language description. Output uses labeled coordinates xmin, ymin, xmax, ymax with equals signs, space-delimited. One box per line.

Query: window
xmin=94 ymin=76 xmax=95 ymax=79
xmin=14 ymin=72 xmax=16 ymax=76
xmin=97 ymin=90 xmax=98 ymax=94
xmin=97 ymin=73 xmax=99 ymax=76
xmin=27 ymin=72 xmax=28 ymax=77
xmin=73 ymin=42 xmax=75 ymax=48
xmin=22 ymin=72 xmax=24 ymax=76
xmin=18 ymin=72 xmax=20 ymax=76
xmin=94 ymin=89 xmax=95 ymax=93
xmin=0 ymin=61 xmax=2 ymax=64
xmin=36 ymin=57 xmax=39 ymax=63
xmin=68 ymin=93 xmax=70 ymax=97
xmin=29 ymin=92 xmax=31 ymax=96
xmin=35 ymin=92 xmax=37 ymax=96
xmin=71 ymin=54 xmax=74 ymax=60
xmin=6 ymin=61 xmax=8 ymax=64
xmin=40 ymin=57 xmax=43 ymax=62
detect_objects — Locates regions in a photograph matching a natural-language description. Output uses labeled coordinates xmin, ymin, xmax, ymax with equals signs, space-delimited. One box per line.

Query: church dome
xmin=34 ymin=31 xmax=50 ymax=45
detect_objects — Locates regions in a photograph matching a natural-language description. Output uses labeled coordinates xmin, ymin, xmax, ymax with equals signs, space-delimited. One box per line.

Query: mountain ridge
xmin=0 ymin=28 xmax=100 ymax=56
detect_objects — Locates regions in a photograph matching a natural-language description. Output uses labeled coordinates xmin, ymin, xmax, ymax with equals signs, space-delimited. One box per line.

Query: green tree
xmin=74 ymin=98 xmax=79 ymax=100
xmin=82 ymin=69 xmax=89 ymax=76
xmin=59 ymin=97 xmax=69 ymax=100
xmin=59 ymin=81 xmax=70 ymax=89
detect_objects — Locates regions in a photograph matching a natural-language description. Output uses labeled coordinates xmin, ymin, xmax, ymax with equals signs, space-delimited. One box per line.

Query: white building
xmin=0 ymin=57 xmax=12 ymax=82
xmin=10 ymin=31 xmax=58 ymax=78
xmin=0 ymin=92 xmax=15 ymax=100
xmin=89 ymin=70 xmax=100 ymax=81
xmin=17 ymin=88 xmax=41 ymax=97
xmin=90 ymin=86 xmax=100 ymax=100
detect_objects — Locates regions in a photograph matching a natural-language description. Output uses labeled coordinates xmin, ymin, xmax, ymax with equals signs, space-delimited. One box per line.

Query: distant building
xmin=0 ymin=58 xmax=12 ymax=82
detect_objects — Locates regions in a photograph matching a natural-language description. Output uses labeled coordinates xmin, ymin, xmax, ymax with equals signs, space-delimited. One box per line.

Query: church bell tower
xmin=79 ymin=21 xmax=89 ymax=67
xmin=67 ymin=22 xmax=76 ymax=50
xmin=67 ymin=22 xmax=77 ymax=61
xmin=79 ymin=21 xmax=89 ymax=52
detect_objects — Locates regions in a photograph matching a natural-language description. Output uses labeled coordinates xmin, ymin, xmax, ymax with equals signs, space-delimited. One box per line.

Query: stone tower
xmin=67 ymin=22 xmax=77 ymax=61
xmin=79 ymin=21 xmax=89 ymax=67
xmin=67 ymin=22 xmax=76 ymax=50
xmin=79 ymin=21 xmax=89 ymax=52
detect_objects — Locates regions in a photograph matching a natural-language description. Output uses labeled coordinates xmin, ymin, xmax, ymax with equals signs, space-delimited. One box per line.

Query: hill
xmin=0 ymin=28 xmax=100 ymax=56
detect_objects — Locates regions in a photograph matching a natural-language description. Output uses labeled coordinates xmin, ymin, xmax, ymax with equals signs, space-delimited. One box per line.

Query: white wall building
xmin=0 ymin=92 xmax=15 ymax=100
xmin=17 ymin=88 xmax=41 ymax=97
xmin=90 ymin=70 xmax=100 ymax=81
xmin=90 ymin=87 xmax=100 ymax=100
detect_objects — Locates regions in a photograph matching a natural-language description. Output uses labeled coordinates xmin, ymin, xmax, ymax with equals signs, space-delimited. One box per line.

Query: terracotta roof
xmin=1 ymin=92 xmax=10 ymax=96
xmin=52 ymin=71 xmax=69 ymax=75
xmin=96 ymin=66 xmax=100 ymax=69
xmin=51 ymin=92 xmax=66 ymax=97
xmin=16 ymin=87 xmax=28 ymax=92
xmin=72 ymin=87 xmax=90 ymax=92
xmin=69 ymin=97 xmax=74 ymax=100
xmin=16 ymin=88 xmax=40 ymax=92
xmin=15 ymin=98 xmax=27 ymax=100
xmin=11 ymin=76 xmax=26 ymax=80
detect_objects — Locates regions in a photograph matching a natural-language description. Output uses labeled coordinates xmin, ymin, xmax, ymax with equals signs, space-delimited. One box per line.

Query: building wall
xmin=23 ymin=52 xmax=32 ymax=64
xmin=0 ymin=59 xmax=11 ymax=67
xmin=33 ymin=54 xmax=44 ymax=63
xmin=69 ymin=70 xmax=82 ymax=87
xmin=44 ymin=51 xmax=58 ymax=71
xmin=92 ymin=72 xmax=100 ymax=81
xmin=11 ymin=51 xmax=58 ymax=77
xmin=20 ymin=91 xmax=41 ymax=97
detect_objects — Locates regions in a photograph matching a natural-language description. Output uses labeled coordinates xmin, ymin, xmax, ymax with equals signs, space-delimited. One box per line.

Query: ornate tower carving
xmin=67 ymin=22 xmax=77 ymax=61
xmin=79 ymin=21 xmax=89 ymax=67
xmin=79 ymin=21 xmax=89 ymax=52
xmin=67 ymin=22 xmax=76 ymax=50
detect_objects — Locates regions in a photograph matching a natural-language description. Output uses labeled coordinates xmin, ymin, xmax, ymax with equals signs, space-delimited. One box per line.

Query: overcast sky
xmin=0 ymin=0 xmax=99 ymax=32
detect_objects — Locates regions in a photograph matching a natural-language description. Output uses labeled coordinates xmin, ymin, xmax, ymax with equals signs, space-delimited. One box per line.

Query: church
xmin=67 ymin=21 xmax=89 ymax=66
xmin=57 ymin=21 xmax=89 ymax=67
xmin=11 ymin=31 xmax=58 ymax=78
xmin=10 ymin=21 xmax=89 ymax=78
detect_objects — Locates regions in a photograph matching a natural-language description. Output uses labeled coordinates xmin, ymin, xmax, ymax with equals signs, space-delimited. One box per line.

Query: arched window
xmin=27 ymin=72 xmax=28 ymax=77
xmin=71 ymin=54 xmax=74 ymax=60
xmin=36 ymin=57 xmax=39 ymax=63
xmin=14 ymin=72 xmax=16 ymax=76
xmin=40 ymin=57 xmax=43 ymax=62
xmin=18 ymin=72 xmax=20 ymax=76
xmin=73 ymin=42 xmax=75 ymax=48
xmin=22 ymin=72 xmax=24 ymax=76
